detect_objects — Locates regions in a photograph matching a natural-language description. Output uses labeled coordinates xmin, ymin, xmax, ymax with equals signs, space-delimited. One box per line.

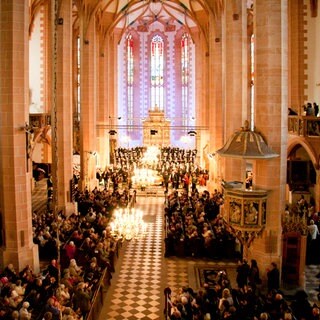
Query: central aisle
xmin=99 ymin=196 xmax=166 ymax=320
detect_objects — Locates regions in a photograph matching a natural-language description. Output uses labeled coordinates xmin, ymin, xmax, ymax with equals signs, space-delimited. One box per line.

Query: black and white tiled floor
xmin=98 ymin=196 xmax=165 ymax=320
xmin=100 ymin=196 xmax=164 ymax=319
xmin=305 ymin=264 xmax=320 ymax=302
xmin=32 ymin=178 xmax=48 ymax=214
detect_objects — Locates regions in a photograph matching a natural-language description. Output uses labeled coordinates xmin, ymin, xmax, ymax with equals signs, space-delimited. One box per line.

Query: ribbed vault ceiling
xmin=98 ymin=0 xmax=209 ymax=29
xmin=30 ymin=1 xmax=224 ymax=39
xmin=73 ymin=0 xmax=222 ymax=40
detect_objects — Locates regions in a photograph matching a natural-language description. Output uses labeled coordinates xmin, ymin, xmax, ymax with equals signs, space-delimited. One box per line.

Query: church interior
xmin=1 ymin=0 xmax=320 ymax=319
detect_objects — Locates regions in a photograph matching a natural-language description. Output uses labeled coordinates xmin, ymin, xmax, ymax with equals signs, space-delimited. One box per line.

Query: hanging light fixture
xmin=110 ymin=208 xmax=147 ymax=241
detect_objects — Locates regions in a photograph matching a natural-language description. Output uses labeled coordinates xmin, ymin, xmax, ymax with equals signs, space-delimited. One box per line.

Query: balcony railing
xmin=288 ymin=115 xmax=320 ymax=137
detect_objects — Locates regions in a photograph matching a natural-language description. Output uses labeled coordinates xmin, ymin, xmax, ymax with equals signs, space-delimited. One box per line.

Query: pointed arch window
xmin=181 ymin=33 xmax=190 ymax=127
xmin=126 ymin=33 xmax=134 ymax=128
xmin=150 ymin=34 xmax=164 ymax=110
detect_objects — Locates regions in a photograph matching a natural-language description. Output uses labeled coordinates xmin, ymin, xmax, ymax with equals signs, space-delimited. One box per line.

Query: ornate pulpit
xmin=222 ymin=186 xmax=268 ymax=247
xmin=216 ymin=121 xmax=279 ymax=249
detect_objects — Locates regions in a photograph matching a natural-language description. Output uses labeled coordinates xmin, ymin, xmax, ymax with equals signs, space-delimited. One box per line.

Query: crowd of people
xmin=283 ymin=194 xmax=320 ymax=265
xmin=95 ymin=146 xmax=209 ymax=192
xmin=302 ymin=102 xmax=319 ymax=117
xmin=27 ymin=146 xmax=210 ymax=320
xmin=0 ymin=258 xmax=101 ymax=320
xmin=4 ymin=146 xmax=318 ymax=320
xmin=113 ymin=146 xmax=198 ymax=171
xmin=164 ymin=189 xmax=239 ymax=259
xmin=165 ymin=259 xmax=319 ymax=320
xmin=0 ymin=185 xmax=132 ymax=320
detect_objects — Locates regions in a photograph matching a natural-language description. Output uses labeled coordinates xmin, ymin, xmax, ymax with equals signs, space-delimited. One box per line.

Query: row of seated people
xmin=84 ymin=149 xmax=208 ymax=196
xmin=161 ymin=147 xmax=197 ymax=163
xmin=19 ymin=186 xmax=132 ymax=319
xmin=0 ymin=262 xmax=69 ymax=319
xmin=164 ymin=189 xmax=239 ymax=259
xmin=74 ymin=147 xmax=204 ymax=193
xmin=0 ymin=259 xmax=102 ymax=320
xmin=112 ymin=146 xmax=205 ymax=186
xmin=33 ymin=187 xmax=129 ymax=259
xmin=164 ymin=271 xmax=320 ymax=320
xmin=113 ymin=146 xmax=197 ymax=169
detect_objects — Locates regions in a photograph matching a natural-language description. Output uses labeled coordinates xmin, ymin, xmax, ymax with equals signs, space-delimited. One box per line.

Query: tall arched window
xmin=150 ymin=34 xmax=164 ymax=110
xmin=181 ymin=33 xmax=190 ymax=127
xmin=126 ymin=33 xmax=134 ymax=129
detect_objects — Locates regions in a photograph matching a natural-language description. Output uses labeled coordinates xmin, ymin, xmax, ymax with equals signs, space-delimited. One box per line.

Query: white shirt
xmin=308 ymin=223 xmax=319 ymax=240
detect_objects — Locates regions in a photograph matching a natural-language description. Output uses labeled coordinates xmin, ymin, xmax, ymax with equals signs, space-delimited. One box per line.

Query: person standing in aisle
xmin=267 ymin=262 xmax=280 ymax=292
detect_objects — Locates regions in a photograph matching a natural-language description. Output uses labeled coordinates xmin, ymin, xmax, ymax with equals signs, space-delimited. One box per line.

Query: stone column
xmin=96 ymin=31 xmax=117 ymax=171
xmin=106 ymin=31 xmax=121 ymax=166
xmin=53 ymin=0 xmax=75 ymax=214
xmin=96 ymin=41 xmax=109 ymax=172
xmin=222 ymin=0 xmax=249 ymax=184
xmin=208 ymin=10 xmax=224 ymax=191
xmin=288 ymin=1 xmax=305 ymax=111
xmin=193 ymin=29 xmax=209 ymax=170
xmin=96 ymin=30 xmax=121 ymax=170
xmin=248 ymin=0 xmax=288 ymax=275
xmin=0 ymin=0 xmax=39 ymax=271
xmin=79 ymin=17 xmax=97 ymax=191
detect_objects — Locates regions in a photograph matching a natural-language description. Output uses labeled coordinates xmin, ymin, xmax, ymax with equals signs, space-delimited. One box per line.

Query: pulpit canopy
xmin=216 ymin=121 xmax=279 ymax=159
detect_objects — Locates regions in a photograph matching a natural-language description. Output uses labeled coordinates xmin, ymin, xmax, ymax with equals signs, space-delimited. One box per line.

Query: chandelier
xmin=110 ymin=208 xmax=147 ymax=241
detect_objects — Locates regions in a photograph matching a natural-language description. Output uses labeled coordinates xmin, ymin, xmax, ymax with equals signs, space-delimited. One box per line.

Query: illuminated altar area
xmin=131 ymin=168 xmax=163 ymax=188
xmin=131 ymin=146 xmax=163 ymax=188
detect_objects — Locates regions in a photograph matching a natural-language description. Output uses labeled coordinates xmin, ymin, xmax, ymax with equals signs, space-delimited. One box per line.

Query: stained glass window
xmin=181 ymin=33 xmax=189 ymax=127
xmin=126 ymin=34 xmax=134 ymax=127
xmin=150 ymin=34 xmax=164 ymax=110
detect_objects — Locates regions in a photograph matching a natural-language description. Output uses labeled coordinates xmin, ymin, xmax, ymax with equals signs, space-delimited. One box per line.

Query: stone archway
xmin=285 ymin=140 xmax=320 ymax=281
xmin=287 ymin=141 xmax=318 ymax=206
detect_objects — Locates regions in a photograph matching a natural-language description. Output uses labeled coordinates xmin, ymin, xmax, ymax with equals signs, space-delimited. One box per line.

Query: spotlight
xmin=109 ymin=130 xmax=117 ymax=135
xmin=187 ymin=130 xmax=197 ymax=136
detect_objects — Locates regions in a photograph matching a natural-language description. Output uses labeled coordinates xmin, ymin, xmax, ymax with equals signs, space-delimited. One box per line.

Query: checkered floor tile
xmin=99 ymin=196 xmax=165 ymax=320
xmin=32 ymin=179 xmax=48 ymax=214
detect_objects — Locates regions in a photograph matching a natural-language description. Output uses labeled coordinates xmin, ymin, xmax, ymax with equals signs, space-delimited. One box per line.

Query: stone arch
xmin=287 ymin=137 xmax=319 ymax=170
